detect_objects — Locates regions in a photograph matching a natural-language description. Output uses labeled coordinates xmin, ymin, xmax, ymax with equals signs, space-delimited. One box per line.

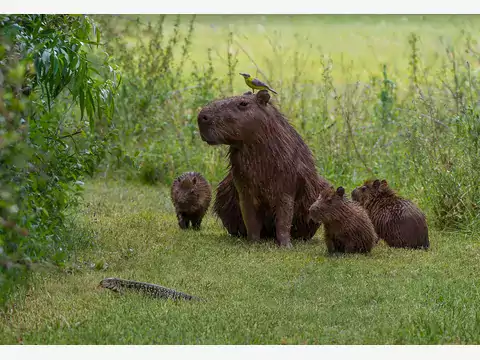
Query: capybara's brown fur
xmin=213 ymin=170 xmax=275 ymax=239
xmin=171 ymin=171 xmax=212 ymax=230
xmin=351 ymin=179 xmax=429 ymax=249
xmin=198 ymin=90 xmax=330 ymax=247
xmin=308 ymin=186 xmax=378 ymax=254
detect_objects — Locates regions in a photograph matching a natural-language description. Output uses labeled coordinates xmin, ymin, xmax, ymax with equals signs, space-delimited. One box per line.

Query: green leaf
xmin=41 ymin=49 xmax=51 ymax=73
xmin=79 ymin=88 xmax=85 ymax=120
xmin=96 ymin=28 xmax=101 ymax=48
xmin=53 ymin=54 xmax=59 ymax=76
xmin=96 ymin=87 xmax=102 ymax=121
xmin=87 ymin=88 xmax=95 ymax=131
xmin=90 ymin=67 xmax=100 ymax=76
xmin=60 ymin=47 xmax=69 ymax=62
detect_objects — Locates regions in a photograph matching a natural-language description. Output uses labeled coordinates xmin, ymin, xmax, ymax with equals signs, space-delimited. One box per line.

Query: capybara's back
xmin=351 ymin=179 xmax=429 ymax=249
xmin=308 ymin=186 xmax=378 ymax=254
xmin=171 ymin=171 xmax=212 ymax=230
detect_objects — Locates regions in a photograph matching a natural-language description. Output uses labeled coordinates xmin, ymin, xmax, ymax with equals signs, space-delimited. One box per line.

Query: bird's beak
xmin=239 ymin=73 xmax=246 ymax=77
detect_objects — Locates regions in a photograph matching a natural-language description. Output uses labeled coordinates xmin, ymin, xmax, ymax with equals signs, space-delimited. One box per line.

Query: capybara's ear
xmin=243 ymin=91 xmax=253 ymax=95
xmin=180 ymin=178 xmax=192 ymax=189
xmin=336 ymin=187 xmax=345 ymax=197
xmin=380 ymin=179 xmax=388 ymax=187
xmin=373 ymin=179 xmax=381 ymax=189
xmin=256 ymin=90 xmax=270 ymax=105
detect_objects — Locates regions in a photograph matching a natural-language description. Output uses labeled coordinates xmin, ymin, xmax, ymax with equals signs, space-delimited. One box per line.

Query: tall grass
xmin=94 ymin=14 xmax=480 ymax=233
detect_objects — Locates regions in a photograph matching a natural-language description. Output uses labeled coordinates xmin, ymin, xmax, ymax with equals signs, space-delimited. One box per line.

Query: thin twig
xmin=60 ymin=130 xmax=82 ymax=139
xmin=234 ymin=39 xmax=271 ymax=85
xmin=164 ymin=84 xmax=202 ymax=101
xmin=345 ymin=111 xmax=374 ymax=176
xmin=333 ymin=86 xmax=373 ymax=176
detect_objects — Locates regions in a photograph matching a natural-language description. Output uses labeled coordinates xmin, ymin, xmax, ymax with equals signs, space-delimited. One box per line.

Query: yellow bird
xmin=239 ymin=73 xmax=278 ymax=94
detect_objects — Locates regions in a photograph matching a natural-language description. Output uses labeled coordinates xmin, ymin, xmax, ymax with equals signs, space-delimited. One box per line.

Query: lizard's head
xmin=99 ymin=277 xmax=120 ymax=290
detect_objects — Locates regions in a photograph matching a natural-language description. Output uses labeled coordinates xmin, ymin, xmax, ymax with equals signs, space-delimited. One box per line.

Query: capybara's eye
xmin=238 ymin=101 xmax=249 ymax=108
xmin=361 ymin=186 xmax=367 ymax=191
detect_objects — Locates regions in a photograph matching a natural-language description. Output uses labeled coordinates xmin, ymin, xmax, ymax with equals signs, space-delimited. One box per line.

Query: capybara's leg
xmin=238 ymin=192 xmax=262 ymax=242
xmin=324 ymin=227 xmax=336 ymax=253
xmin=325 ymin=236 xmax=335 ymax=253
xmin=343 ymin=240 xmax=359 ymax=254
xmin=190 ymin=215 xmax=203 ymax=230
xmin=214 ymin=173 xmax=249 ymax=237
xmin=177 ymin=213 xmax=189 ymax=229
xmin=275 ymin=195 xmax=294 ymax=248
xmin=421 ymin=233 xmax=430 ymax=250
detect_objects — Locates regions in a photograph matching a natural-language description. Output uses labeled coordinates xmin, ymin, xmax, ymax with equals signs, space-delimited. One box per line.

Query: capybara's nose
xmin=198 ymin=111 xmax=211 ymax=125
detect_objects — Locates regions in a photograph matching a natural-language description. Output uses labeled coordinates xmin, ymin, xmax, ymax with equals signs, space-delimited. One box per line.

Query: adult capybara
xmin=198 ymin=90 xmax=330 ymax=247
xmin=308 ymin=186 xmax=378 ymax=254
xmin=171 ymin=171 xmax=212 ymax=230
xmin=351 ymin=179 xmax=429 ymax=249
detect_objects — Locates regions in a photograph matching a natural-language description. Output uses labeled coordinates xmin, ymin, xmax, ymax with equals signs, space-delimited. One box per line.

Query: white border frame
xmin=2 ymin=345 xmax=480 ymax=359
xmin=1 ymin=4 xmax=480 ymax=357
xmin=1 ymin=0 xmax=480 ymax=14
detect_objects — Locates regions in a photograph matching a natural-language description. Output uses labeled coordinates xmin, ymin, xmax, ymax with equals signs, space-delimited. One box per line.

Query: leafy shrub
xmin=0 ymin=14 xmax=119 ymax=307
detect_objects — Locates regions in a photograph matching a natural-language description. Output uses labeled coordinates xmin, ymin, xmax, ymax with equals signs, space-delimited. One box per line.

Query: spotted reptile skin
xmin=99 ymin=277 xmax=203 ymax=301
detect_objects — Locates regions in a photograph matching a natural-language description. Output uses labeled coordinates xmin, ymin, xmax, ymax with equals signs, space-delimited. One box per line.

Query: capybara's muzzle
xmin=197 ymin=109 xmax=220 ymax=145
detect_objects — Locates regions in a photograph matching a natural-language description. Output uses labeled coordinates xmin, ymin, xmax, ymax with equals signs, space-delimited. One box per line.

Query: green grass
xmin=1 ymin=179 xmax=480 ymax=345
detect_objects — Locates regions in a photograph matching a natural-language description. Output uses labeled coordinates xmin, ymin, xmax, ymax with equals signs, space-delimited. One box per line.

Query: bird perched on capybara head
xmin=171 ymin=171 xmax=212 ymax=230
xmin=351 ymin=179 xmax=429 ymax=250
xmin=198 ymin=90 xmax=330 ymax=247
xmin=308 ymin=186 xmax=378 ymax=254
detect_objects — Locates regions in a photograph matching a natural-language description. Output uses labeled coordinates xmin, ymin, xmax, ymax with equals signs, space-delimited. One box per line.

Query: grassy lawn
xmin=1 ymin=179 xmax=480 ymax=345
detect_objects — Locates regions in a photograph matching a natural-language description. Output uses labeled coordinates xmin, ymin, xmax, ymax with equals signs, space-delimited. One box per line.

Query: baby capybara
xmin=308 ymin=186 xmax=378 ymax=254
xmin=198 ymin=90 xmax=330 ymax=248
xmin=171 ymin=171 xmax=212 ymax=230
xmin=351 ymin=179 xmax=429 ymax=249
